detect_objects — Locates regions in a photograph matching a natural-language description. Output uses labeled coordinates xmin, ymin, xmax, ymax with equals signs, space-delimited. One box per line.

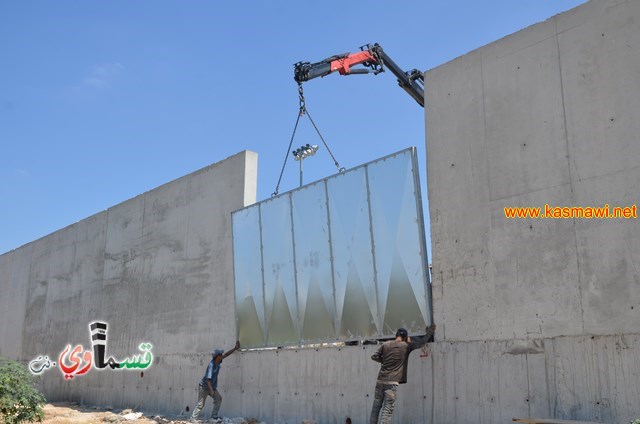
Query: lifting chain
xmin=272 ymin=83 xmax=345 ymax=197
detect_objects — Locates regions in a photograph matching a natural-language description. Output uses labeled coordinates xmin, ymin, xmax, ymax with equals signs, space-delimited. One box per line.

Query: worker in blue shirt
xmin=191 ymin=341 xmax=240 ymax=421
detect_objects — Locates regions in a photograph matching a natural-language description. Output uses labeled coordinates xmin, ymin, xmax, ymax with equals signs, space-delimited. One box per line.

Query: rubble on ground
xmin=42 ymin=402 xmax=280 ymax=424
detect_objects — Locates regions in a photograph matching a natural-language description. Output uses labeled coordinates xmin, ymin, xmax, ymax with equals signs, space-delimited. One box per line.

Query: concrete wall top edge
xmin=0 ymin=150 xmax=257 ymax=257
xmin=423 ymin=1 xmax=590 ymax=75
xmin=0 ymin=213 xmax=103 ymax=258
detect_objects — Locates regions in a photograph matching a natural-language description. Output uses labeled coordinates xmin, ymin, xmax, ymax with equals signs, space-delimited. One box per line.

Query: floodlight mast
xmin=292 ymin=144 xmax=319 ymax=187
xmin=293 ymin=43 xmax=424 ymax=107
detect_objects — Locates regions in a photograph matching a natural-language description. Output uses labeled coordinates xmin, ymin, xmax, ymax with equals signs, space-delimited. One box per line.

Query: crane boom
xmin=293 ymin=43 xmax=424 ymax=107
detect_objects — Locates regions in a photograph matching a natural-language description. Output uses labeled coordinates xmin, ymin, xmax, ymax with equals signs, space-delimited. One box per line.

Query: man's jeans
xmin=192 ymin=384 xmax=222 ymax=419
xmin=369 ymin=381 xmax=398 ymax=424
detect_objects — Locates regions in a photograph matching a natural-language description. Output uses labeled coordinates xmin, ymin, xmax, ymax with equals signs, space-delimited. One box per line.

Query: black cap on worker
xmin=396 ymin=328 xmax=408 ymax=339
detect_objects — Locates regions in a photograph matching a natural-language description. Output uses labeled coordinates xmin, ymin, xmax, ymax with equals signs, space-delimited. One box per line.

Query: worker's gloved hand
xmin=425 ymin=324 xmax=436 ymax=340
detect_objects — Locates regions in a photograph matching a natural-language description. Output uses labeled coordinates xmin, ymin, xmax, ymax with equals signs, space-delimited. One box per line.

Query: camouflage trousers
xmin=369 ymin=381 xmax=398 ymax=424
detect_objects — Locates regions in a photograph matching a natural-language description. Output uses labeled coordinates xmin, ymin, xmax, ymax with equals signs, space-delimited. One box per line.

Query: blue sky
xmin=0 ymin=0 xmax=587 ymax=257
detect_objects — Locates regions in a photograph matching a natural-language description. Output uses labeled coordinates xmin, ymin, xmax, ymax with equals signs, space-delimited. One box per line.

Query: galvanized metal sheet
xmin=233 ymin=147 xmax=431 ymax=348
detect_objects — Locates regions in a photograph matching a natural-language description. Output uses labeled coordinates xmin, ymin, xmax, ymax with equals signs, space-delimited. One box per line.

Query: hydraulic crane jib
xmin=293 ymin=43 xmax=424 ymax=107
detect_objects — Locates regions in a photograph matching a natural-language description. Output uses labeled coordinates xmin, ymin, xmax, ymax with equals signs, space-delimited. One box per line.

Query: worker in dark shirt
xmin=369 ymin=324 xmax=436 ymax=424
xmin=191 ymin=341 xmax=240 ymax=421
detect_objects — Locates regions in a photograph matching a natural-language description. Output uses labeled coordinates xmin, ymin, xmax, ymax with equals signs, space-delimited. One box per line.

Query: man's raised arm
xmin=223 ymin=340 xmax=241 ymax=359
xmin=408 ymin=324 xmax=436 ymax=350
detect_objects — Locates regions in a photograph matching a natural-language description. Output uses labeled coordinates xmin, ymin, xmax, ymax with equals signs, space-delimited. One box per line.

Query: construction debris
xmin=41 ymin=402 xmax=276 ymax=424
xmin=122 ymin=412 xmax=144 ymax=421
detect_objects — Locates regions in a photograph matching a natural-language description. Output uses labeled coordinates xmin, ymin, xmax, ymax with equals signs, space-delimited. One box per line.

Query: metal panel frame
xmin=232 ymin=147 xmax=432 ymax=348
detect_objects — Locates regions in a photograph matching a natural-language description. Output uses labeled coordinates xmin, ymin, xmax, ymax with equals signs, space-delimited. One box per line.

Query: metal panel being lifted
xmin=232 ymin=147 xmax=432 ymax=348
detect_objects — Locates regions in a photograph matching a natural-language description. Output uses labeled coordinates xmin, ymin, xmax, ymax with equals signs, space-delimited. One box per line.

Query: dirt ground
xmin=41 ymin=402 xmax=263 ymax=424
xmin=42 ymin=403 xmax=167 ymax=424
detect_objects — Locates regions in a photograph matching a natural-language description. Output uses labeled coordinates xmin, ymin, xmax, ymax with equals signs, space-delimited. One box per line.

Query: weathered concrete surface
xmin=0 ymin=150 xmax=257 ymax=414
xmin=426 ymin=0 xmax=640 ymax=343
xmin=2 ymin=0 xmax=639 ymax=423
xmin=230 ymin=333 xmax=640 ymax=424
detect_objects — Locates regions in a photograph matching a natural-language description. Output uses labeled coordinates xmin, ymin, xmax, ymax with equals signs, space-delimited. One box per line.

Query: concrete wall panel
xmin=425 ymin=49 xmax=495 ymax=343
xmin=552 ymin=334 xmax=640 ymax=423
xmin=483 ymin=24 xmax=570 ymax=201
xmin=490 ymin=184 xmax=583 ymax=339
xmin=138 ymin=176 xmax=189 ymax=318
xmin=22 ymin=236 xmax=54 ymax=360
xmin=0 ymin=245 xmax=30 ymax=360
xmin=239 ymin=350 xmax=277 ymax=421
xmin=559 ymin=0 xmax=640 ymax=181
xmin=426 ymin=0 xmax=640 ymax=343
xmin=102 ymin=195 xmax=144 ymax=358
xmin=75 ymin=213 xmax=108 ymax=326
xmin=556 ymin=0 xmax=640 ymax=337
xmin=573 ymin=167 xmax=640 ymax=335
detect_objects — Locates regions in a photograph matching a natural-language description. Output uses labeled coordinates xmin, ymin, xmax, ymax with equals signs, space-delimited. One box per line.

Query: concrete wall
xmin=0 ymin=150 xmax=257 ymax=414
xmin=426 ymin=0 xmax=640 ymax=343
xmin=2 ymin=1 xmax=640 ymax=423
xmin=412 ymin=0 xmax=640 ymax=421
xmin=232 ymin=333 xmax=640 ymax=424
